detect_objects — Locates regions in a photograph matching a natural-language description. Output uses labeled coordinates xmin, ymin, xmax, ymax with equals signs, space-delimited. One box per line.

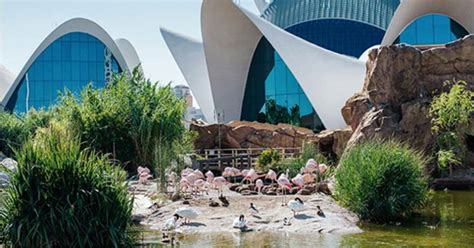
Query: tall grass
xmin=335 ymin=139 xmax=428 ymax=222
xmin=0 ymin=122 xmax=133 ymax=247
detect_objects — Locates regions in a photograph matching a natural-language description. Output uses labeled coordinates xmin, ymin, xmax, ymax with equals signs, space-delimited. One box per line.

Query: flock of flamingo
xmin=140 ymin=159 xmax=329 ymax=204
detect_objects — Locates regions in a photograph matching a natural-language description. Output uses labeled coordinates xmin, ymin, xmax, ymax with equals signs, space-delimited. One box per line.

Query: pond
xmin=137 ymin=191 xmax=474 ymax=247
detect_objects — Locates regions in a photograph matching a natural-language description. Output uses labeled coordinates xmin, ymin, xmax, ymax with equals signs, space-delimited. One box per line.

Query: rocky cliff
xmin=342 ymin=35 xmax=474 ymax=167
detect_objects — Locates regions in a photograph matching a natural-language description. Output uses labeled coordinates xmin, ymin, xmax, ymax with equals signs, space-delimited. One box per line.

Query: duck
xmin=288 ymin=197 xmax=306 ymax=217
xmin=283 ymin=217 xmax=291 ymax=226
xmin=209 ymin=198 xmax=220 ymax=207
xmin=218 ymin=194 xmax=230 ymax=207
xmin=232 ymin=214 xmax=247 ymax=230
xmin=317 ymin=205 xmax=325 ymax=218
xmin=248 ymin=203 xmax=259 ymax=216
xmin=175 ymin=207 xmax=199 ymax=224
xmin=164 ymin=214 xmax=181 ymax=230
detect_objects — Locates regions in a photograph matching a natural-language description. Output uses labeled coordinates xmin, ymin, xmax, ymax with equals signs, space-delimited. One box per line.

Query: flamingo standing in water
xmin=277 ymin=177 xmax=292 ymax=206
xmin=213 ymin=176 xmax=227 ymax=196
xmin=265 ymin=169 xmax=277 ymax=184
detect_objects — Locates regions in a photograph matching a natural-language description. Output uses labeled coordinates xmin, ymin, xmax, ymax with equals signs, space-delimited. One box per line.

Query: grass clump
xmin=335 ymin=139 xmax=428 ymax=222
xmin=0 ymin=122 xmax=133 ymax=247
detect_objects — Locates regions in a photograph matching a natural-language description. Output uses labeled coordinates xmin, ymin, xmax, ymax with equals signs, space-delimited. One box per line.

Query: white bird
xmin=288 ymin=197 xmax=306 ymax=217
xmin=175 ymin=207 xmax=199 ymax=224
xmin=164 ymin=214 xmax=181 ymax=230
xmin=249 ymin=203 xmax=259 ymax=216
xmin=255 ymin=179 xmax=264 ymax=194
xmin=232 ymin=215 xmax=247 ymax=229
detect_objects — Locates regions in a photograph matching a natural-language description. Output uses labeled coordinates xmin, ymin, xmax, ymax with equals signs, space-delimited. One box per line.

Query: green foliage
xmin=56 ymin=68 xmax=188 ymax=174
xmin=256 ymin=149 xmax=281 ymax=172
xmin=0 ymin=109 xmax=52 ymax=157
xmin=335 ymin=139 xmax=428 ymax=222
xmin=0 ymin=122 xmax=133 ymax=247
xmin=429 ymin=80 xmax=474 ymax=174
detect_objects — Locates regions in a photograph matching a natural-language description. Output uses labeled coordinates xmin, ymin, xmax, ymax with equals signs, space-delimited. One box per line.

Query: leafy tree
xmin=429 ymin=80 xmax=473 ymax=175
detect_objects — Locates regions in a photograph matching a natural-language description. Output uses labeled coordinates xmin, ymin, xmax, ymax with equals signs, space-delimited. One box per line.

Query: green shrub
xmin=256 ymin=149 xmax=281 ymax=172
xmin=0 ymin=122 xmax=133 ymax=247
xmin=335 ymin=139 xmax=428 ymax=222
xmin=429 ymin=80 xmax=474 ymax=175
xmin=0 ymin=109 xmax=52 ymax=157
xmin=56 ymin=68 xmax=188 ymax=174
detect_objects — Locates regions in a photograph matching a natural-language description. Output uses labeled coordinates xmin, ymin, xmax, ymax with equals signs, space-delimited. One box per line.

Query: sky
xmin=0 ymin=0 xmax=258 ymax=92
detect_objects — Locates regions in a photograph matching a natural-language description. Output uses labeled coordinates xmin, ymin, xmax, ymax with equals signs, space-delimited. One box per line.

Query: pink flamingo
xmin=194 ymin=169 xmax=205 ymax=179
xmin=277 ymin=177 xmax=292 ymax=206
xmin=291 ymin=174 xmax=305 ymax=189
xmin=242 ymin=169 xmax=258 ymax=184
xmin=193 ymin=179 xmax=206 ymax=195
xmin=318 ymin=164 xmax=328 ymax=174
xmin=302 ymin=173 xmax=315 ymax=184
xmin=205 ymin=170 xmax=214 ymax=184
xmin=181 ymin=168 xmax=193 ymax=178
xmin=241 ymin=169 xmax=250 ymax=178
xmin=231 ymin=168 xmax=241 ymax=177
xmin=265 ymin=169 xmax=277 ymax=184
xmin=255 ymin=179 xmax=264 ymax=194
xmin=137 ymin=166 xmax=152 ymax=184
xmin=303 ymin=159 xmax=319 ymax=174
xmin=180 ymin=178 xmax=190 ymax=193
xmin=186 ymin=173 xmax=198 ymax=185
xmin=213 ymin=176 xmax=228 ymax=196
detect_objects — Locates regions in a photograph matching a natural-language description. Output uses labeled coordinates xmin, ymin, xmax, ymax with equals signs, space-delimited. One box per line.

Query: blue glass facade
xmin=6 ymin=32 xmax=121 ymax=113
xmin=395 ymin=14 xmax=468 ymax=45
xmin=241 ymin=38 xmax=323 ymax=131
xmin=287 ymin=19 xmax=386 ymax=57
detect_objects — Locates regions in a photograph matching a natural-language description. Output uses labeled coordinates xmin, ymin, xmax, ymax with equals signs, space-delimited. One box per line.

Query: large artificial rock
xmin=191 ymin=121 xmax=317 ymax=150
xmin=312 ymin=127 xmax=353 ymax=160
xmin=343 ymin=35 xmax=474 ymax=168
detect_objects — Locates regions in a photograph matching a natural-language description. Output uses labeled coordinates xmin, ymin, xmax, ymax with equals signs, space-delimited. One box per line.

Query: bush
xmin=0 ymin=122 xmax=133 ymax=247
xmin=0 ymin=109 xmax=52 ymax=157
xmin=429 ymin=80 xmax=474 ymax=175
xmin=335 ymin=139 xmax=428 ymax=222
xmin=256 ymin=149 xmax=281 ymax=172
xmin=56 ymin=68 xmax=188 ymax=174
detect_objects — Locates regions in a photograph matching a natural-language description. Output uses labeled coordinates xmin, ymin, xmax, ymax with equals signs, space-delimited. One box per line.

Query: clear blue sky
xmin=0 ymin=0 xmax=258 ymax=88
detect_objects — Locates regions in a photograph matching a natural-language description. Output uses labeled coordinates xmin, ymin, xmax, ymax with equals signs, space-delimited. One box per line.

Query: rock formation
xmin=191 ymin=120 xmax=316 ymax=150
xmin=342 ymin=35 xmax=474 ymax=167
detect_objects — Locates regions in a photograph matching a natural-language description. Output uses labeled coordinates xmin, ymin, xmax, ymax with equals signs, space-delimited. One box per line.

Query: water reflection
xmin=137 ymin=191 xmax=474 ymax=247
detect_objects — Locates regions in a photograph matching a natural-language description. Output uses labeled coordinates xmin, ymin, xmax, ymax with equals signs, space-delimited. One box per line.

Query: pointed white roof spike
xmin=382 ymin=0 xmax=474 ymax=45
xmin=0 ymin=64 xmax=14 ymax=105
xmin=160 ymin=27 xmax=216 ymax=123
xmin=254 ymin=0 xmax=269 ymax=14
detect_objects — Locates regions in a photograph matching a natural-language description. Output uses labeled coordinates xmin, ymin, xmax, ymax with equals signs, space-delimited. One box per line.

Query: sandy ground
xmin=130 ymin=181 xmax=362 ymax=235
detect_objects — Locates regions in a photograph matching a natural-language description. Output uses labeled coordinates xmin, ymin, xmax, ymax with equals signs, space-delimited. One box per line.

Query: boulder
xmin=312 ymin=127 xmax=353 ymax=160
xmin=342 ymin=35 xmax=474 ymax=169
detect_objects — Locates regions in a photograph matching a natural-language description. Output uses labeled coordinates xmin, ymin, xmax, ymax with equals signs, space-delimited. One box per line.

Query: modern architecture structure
xmin=161 ymin=0 xmax=473 ymax=131
xmin=1 ymin=18 xmax=140 ymax=113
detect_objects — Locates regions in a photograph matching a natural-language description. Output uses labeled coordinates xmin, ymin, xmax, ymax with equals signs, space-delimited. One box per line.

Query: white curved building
xmin=0 ymin=64 xmax=15 ymax=104
xmin=1 ymin=18 xmax=141 ymax=113
xmin=162 ymin=0 xmax=473 ymax=130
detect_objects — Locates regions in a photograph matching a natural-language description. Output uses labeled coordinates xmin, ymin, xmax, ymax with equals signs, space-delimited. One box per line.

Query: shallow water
xmin=137 ymin=191 xmax=474 ymax=247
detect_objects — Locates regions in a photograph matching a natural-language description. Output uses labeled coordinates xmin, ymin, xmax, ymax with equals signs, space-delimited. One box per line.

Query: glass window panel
xmin=53 ymin=61 xmax=62 ymax=81
xmin=88 ymin=42 xmax=97 ymax=62
xmin=89 ymin=62 xmax=97 ymax=80
xmin=71 ymin=42 xmax=80 ymax=61
xmin=71 ymin=62 xmax=80 ymax=80
xmin=80 ymin=62 xmax=89 ymax=81
xmin=80 ymin=42 xmax=89 ymax=61
xmin=42 ymin=46 xmax=53 ymax=61
xmin=52 ymin=41 xmax=61 ymax=61
xmin=61 ymin=42 xmax=71 ymax=61
xmin=97 ymin=62 xmax=105 ymax=80
xmin=43 ymin=62 xmax=53 ymax=82
xmin=62 ymin=61 xmax=72 ymax=81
